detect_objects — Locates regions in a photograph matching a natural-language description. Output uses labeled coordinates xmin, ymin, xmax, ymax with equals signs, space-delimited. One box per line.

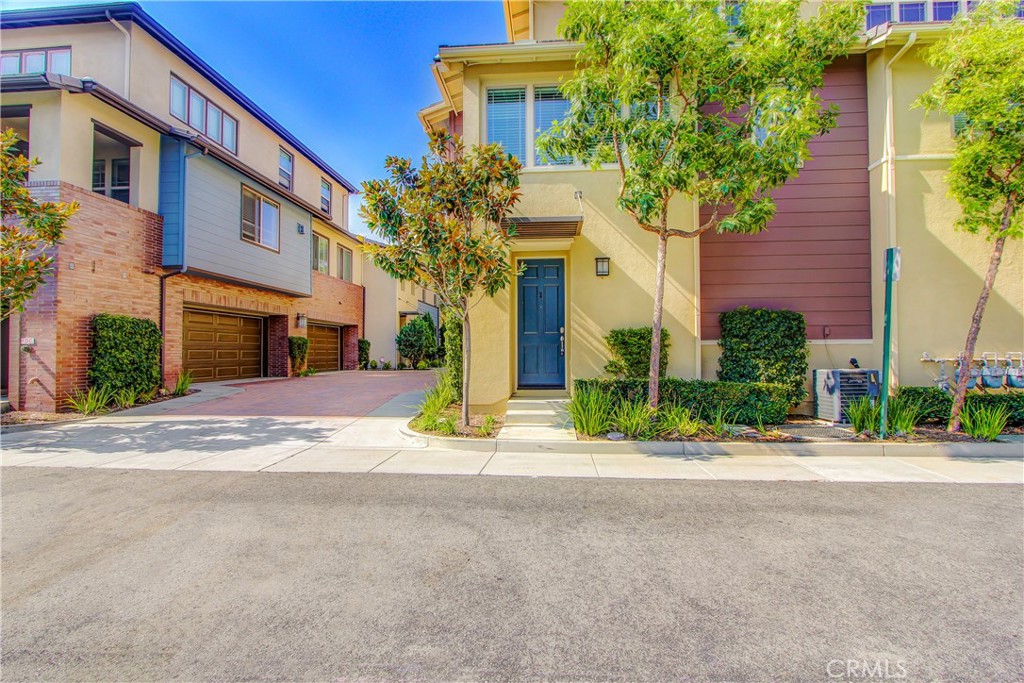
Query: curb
xmin=400 ymin=421 xmax=1024 ymax=458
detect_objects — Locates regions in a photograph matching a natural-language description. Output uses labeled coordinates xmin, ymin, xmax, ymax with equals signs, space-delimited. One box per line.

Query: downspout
xmin=881 ymin=32 xmax=916 ymax=389
xmin=106 ymin=10 xmax=130 ymax=99
xmin=158 ymin=146 xmax=203 ymax=378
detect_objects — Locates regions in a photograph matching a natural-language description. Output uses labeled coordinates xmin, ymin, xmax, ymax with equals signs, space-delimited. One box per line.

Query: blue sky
xmin=0 ymin=0 xmax=507 ymax=235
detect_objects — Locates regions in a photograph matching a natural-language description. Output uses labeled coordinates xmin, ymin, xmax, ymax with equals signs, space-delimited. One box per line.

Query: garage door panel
xmin=308 ymin=324 xmax=340 ymax=372
xmin=183 ymin=309 xmax=264 ymax=381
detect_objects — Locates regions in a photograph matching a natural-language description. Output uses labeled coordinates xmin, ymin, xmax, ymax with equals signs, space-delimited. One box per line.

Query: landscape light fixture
xmin=595 ymin=257 xmax=610 ymax=277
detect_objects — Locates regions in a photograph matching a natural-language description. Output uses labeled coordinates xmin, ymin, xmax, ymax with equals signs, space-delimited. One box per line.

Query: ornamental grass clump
xmin=959 ymin=403 xmax=1010 ymax=441
xmin=566 ymin=385 xmax=614 ymax=437
xmin=656 ymin=404 xmax=704 ymax=438
xmin=887 ymin=396 xmax=924 ymax=435
xmin=65 ymin=385 xmax=115 ymax=415
xmin=612 ymin=399 xmax=657 ymax=439
xmin=845 ymin=396 xmax=880 ymax=433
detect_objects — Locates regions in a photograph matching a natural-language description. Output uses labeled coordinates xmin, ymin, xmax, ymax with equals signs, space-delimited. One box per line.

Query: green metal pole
xmin=879 ymin=248 xmax=897 ymax=440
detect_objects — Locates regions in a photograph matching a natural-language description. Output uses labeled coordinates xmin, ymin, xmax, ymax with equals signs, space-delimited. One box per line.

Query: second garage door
xmin=183 ymin=310 xmax=263 ymax=382
xmin=307 ymin=324 xmax=341 ymax=372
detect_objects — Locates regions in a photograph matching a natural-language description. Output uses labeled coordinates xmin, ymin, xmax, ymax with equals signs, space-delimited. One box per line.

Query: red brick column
xmin=268 ymin=315 xmax=291 ymax=377
xmin=342 ymin=325 xmax=360 ymax=371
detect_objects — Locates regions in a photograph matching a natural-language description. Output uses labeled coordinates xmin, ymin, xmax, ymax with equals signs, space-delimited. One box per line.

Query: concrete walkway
xmin=498 ymin=395 xmax=575 ymax=442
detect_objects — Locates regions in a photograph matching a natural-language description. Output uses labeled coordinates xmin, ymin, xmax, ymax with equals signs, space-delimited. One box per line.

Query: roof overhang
xmin=504 ymin=215 xmax=582 ymax=240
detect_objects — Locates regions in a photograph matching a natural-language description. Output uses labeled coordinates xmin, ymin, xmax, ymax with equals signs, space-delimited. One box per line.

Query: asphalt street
xmin=1 ymin=467 xmax=1021 ymax=682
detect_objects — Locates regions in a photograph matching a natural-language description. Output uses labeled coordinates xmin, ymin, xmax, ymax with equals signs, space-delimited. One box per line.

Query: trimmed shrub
xmin=443 ymin=309 xmax=463 ymax=399
xmin=288 ymin=336 xmax=309 ymax=373
xmin=89 ymin=313 xmax=162 ymax=394
xmin=358 ymin=338 xmax=371 ymax=369
xmin=717 ymin=307 xmax=808 ymax=406
xmin=894 ymin=386 xmax=1024 ymax=428
xmin=396 ymin=312 xmax=437 ymax=367
xmin=574 ymin=377 xmax=790 ymax=425
xmin=604 ymin=327 xmax=670 ymax=379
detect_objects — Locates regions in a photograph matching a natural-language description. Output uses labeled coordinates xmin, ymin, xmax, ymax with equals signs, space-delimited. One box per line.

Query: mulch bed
xmin=409 ymin=410 xmax=505 ymax=439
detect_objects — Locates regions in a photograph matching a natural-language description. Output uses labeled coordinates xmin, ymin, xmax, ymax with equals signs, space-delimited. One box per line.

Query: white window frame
xmin=0 ymin=47 xmax=71 ymax=76
xmin=240 ymin=186 xmax=280 ymax=251
xmin=312 ymin=232 xmax=330 ymax=274
xmin=338 ymin=244 xmax=353 ymax=282
xmin=279 ymin=148 xmax=294 ymax=191
xmin=169 ymin=74 xmax=238 ymax=154
xmin=320 ymin=178 xmax=332 ymax=215
xmin=482 ymin=80 xmax=621 ymax=172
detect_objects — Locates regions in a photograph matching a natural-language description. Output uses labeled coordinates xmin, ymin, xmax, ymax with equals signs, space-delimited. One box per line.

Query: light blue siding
xmin=158 ymin=136 xmax=185 ymax=267
xmin=184 ymin=154 xmax=313 ymax=296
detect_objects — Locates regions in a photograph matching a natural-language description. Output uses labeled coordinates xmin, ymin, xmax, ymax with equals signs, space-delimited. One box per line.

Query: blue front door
xmin=517 ymin=259 xmax=565 ymax=388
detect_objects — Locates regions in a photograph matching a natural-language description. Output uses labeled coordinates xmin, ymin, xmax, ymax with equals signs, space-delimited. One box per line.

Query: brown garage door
xmin=183 ymin=309 xmax=263 ymax=382
xmin=307 ymin=324 xmax=340 ymax=372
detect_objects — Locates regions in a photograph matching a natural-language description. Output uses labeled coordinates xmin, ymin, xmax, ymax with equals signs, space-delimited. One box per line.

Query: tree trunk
xmin=461 ymin=306 xmax=471 ymax=428
xmin=948 ymin=231 xmax=1009 ymax=432
xmin=648 ymin=230 xmax=669 ymax=409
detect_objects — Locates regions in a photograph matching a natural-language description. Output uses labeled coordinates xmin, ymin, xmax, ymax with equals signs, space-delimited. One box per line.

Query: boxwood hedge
xmin=895 ymin=386 xmax=1024 ymax=427
xmin=574 ymin=377 xmax=791 ymax=425
xmin=88 ymin=313 xmax=162 ymax=394
xmin=718 ymin=307 xmax=808 ymax=406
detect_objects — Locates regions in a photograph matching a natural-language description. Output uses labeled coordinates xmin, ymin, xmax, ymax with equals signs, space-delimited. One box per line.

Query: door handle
xmin=560 ymin=327 xmax=565 ymax=357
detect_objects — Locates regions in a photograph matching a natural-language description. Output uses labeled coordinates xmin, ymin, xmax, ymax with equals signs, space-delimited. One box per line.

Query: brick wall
xmin=9 ymin=182 xmax=365 ymax=412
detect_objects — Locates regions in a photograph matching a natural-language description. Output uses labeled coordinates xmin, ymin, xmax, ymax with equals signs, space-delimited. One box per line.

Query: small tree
xmin=396 ymin=312 xmax=437 ymax=368
xmin=914 ymin=1 xmax=1024 ymax=432
xmin=361 ymin=131 xmax=522 ymax=425
xmin=1 ymin=129 xmax=78 ymax=320
xmin=537 ymin=0 xmax=863 ymax=407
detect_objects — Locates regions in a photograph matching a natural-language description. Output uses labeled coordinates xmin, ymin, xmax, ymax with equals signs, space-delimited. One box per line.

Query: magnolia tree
xmin=361 ymin=130 xmax=522 ymax=425
xmin=538 ymin=0 xmax=863 ymax=407
xmin=915 ymin=1 xmax=1024 ymax=432
xmin=1 ymin=129 xmax=78 ymax=320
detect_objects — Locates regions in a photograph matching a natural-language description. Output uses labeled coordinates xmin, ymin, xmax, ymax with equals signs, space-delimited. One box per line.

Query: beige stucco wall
xmin=2 ymin=20 xmax=351 ymax=222
xmin=362 ymin=257 xmax=400 ymax=366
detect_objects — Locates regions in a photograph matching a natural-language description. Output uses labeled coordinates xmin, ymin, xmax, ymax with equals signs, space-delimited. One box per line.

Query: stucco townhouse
xmin=363 ymin=253 xmax=441 ymax=368
xmin=418 ymin=0 xmax=1024 ymax=413
xmin=1 ymin=2 xmax=366 ymax=413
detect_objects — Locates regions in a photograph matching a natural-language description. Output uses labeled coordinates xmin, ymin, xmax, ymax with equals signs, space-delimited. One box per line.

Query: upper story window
xmin=312 ymin=233 xmax=329 ymax=274
xmin=320 ymin=178 xmax=332 ymax=214
xmin=899 ymin=2 xmax=927 ymax=22
xmin=534 ymin=86 xmax=573 ymax=166
xmin=279 ymin=148 xmax=294 ymax=190
xmin=866 ymin=3 xmax=893 ymax=28
xmin=169 ymin=75 xmax=238 ymax=154
xmin=932 ymin=1 xmax=960 ymax=20
xmin=338 ymin=245 xmax=353 ymax=282
xmin=241 ymin=186 xmax=280 ymax=251
xmin=487 ymin=87 xmax=527 ymax=163
xmin=1 ymin=47 xmax=71 ymax=76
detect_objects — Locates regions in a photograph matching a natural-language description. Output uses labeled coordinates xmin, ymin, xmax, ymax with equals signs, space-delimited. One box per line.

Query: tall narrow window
xmin=241 ymin=186 xmax=280 ymax=250
xmin=279 ymin=148 xmax=294 ymax=190
xmin=48 ymin=49 xmax=71 ymax=75
xmin=534 ymin=86 xmax=572 ymax=166
xmin=188 ymin=90 xmax=205 ymax=130
xmin=312 ymin=233 xmax=329 ymax=274
xmin=92 ymin=160 xmax=106 ymax=194
xmin=338 ymin=245 xmax=353 ymax=282
xmin=110 ymin=158 xmax=130 ymax=204
xmin=222 ymin=115 xmax=237 ymax=153
xmin=170 ymin=77 xmax=187 ymax=121
xmin=866 ymin=3 xmax=892 ymax=28
xmin=487 ymin=87 xmax=526 ymax=162
xmin=320 ymin=178 xmax=332 ymax=214
xmin=206 ymin=104 xmax=222 ymax=144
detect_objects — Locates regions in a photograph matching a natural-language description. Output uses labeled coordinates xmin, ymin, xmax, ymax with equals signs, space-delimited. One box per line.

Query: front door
xmin=517 ymin=258 xmax=565 ymax=389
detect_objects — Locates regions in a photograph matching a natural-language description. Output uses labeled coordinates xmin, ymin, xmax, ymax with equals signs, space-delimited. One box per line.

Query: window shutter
xmin=487 ymin=87 xmax=526 ymax=162
xmin=534 ymin=86 xmax=572 ymax=166
xmin=241 ymin=189 xmax=258 ymax=241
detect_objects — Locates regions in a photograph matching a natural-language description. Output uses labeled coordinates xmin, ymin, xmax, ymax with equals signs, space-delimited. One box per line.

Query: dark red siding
xmin=699 ymin=55 xmax=871 ymax=340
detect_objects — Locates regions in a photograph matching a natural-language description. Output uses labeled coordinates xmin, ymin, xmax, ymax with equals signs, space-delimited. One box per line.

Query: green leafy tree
xmin=537 ymin=0 xmax=863 ymax=407
xmin=396 ymin=312 xmax=437 ymax=368
xmin=361 ymin=130 xmax=522 ymax=425
xmin=1 ymin=129 xmax=78 ymax=320
xmin=914 ymin=1 xmax=1024 ymax=432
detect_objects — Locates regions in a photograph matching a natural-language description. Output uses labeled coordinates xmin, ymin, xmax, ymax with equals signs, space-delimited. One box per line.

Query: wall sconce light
xmin=296 ymin=313 xmax=308 ymax=329
xmin=595 ymin=257 xmax=610 ymax=277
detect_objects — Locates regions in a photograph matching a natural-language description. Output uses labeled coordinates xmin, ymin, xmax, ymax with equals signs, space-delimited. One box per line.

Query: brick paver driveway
xmin=163 ymin=370 xmax=436 ymax=417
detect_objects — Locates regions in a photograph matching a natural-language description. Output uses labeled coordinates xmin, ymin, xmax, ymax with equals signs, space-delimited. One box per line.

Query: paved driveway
xmin=2 ymin=468 xmax=1021 ymax=682
xmin=162 ymin=370 xmax=436 ymax=417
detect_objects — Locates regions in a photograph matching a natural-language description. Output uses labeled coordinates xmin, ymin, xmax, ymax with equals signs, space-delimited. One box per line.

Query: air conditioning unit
xmin=814 ymin=369 xmax=881 ymax=423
